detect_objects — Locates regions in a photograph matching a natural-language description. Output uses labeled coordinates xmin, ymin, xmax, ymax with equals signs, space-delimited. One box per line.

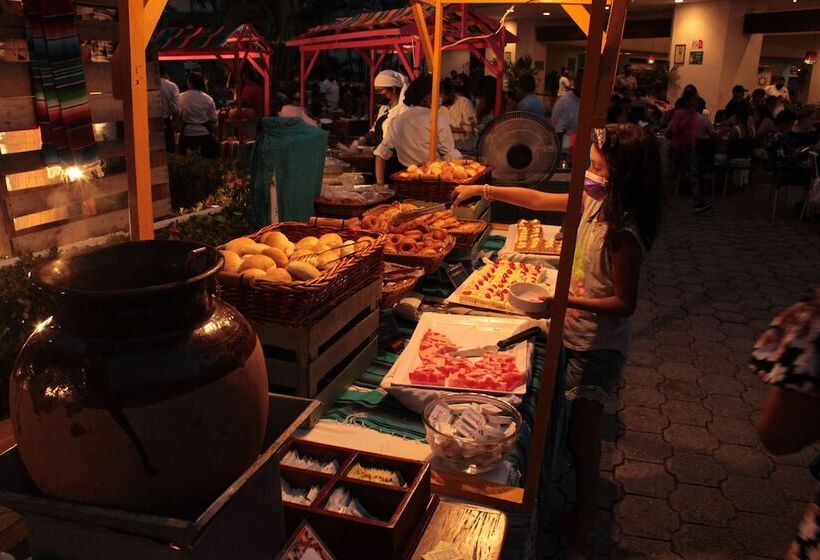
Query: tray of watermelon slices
xmin=389 ymin=313 xmax=535 ymax=395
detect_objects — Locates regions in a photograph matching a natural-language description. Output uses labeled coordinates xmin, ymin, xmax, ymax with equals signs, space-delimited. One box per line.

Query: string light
xmin=64 ymin=166 xmax=84 ymax=182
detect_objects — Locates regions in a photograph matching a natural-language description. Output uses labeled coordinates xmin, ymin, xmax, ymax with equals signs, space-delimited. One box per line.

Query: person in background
xmin=277 ymin=87 xmax=318 ymax=128
xmin=452 ymin=124 xmax=663 ymax=560
xmin=695 ymin=97 xmax=718 ymax=140
xmin=237 ymin=68 xmax=265 ymax=118
xmin=558 ymin=67 xmax=572 ymax=98
xmin=629 ymin=88 xmax=652 ymax=124
xmin=366 ymin=70 xmax=408 ymax=147
xmin=208 ymin=71 xmax=229 ymax=109
xmin=723 ymin=85 xmax=749 ymax=121
xmin=474 ymin=75 xmax=497 ymax=135
xmin=750 ymin=104 xmax=775 ymax=140
xmin=320 ymin=75 xmax=340 ymax=110
xmin=553 ymin=72 xmax=582 ymax=143
xmin=667 ymin=90 xmax=710 ymax=213
xmin=178 ymin=72 xmax=218 ymax=159
xmin=750 ymin=88 xmax=767 ymax=108
xmin=442 ymin=79 xmax=477 ymax=152
xmin=516 ymin=73 xmax=545 ymax=118
xmin=374 ymin=75 xmax=461 ymax=185
xmin=751 ymin=288 xmax=819 ymax=560
xmin=763 ymin=110 xmax=810 ymax=186
xmin=614 ymin=63 xmax=637 ymax=99
xmin=159 ymin=62 xmax=180 ymax=154
xmin=450 ymin=70 xmax=459 ymax=81
xmin=766 ymin=75 xmax=790 ymax=102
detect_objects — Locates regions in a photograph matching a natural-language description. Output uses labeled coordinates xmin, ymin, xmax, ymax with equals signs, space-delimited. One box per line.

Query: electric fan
xmin=477 ymin=111 xmax=561 ymax=188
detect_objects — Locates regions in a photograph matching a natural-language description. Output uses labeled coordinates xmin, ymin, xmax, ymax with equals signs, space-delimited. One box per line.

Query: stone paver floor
xmin=541 ymin=190 xmax=820 ymax=559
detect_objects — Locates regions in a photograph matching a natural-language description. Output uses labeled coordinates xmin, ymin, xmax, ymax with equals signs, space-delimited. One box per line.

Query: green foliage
xmin=636 ymin=64 xmax=679 ymax=99
xmin=504 ymin=55 xmax=541 ymax=92
xmin=155 ymin=210 xmax=255 ymax=249
xmin=0 ymin=252 xmax=56 ymax=416
xmin=168 ymin=154 xmax=251 ymax=212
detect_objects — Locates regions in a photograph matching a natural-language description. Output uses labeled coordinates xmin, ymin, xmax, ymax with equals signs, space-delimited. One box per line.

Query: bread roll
xmin=239 ymin=255 xmax=275 ymax=272
xmin=261 ymin=231 xmax=290 ymax=248
xmin=296 ymin=236 xmax=319 ymax=250
xmin=319 ymin=232 xmax=344 ymax=249
xmin=287 ymin=261 xmax=322 ymax=280
xmin=225 ymin=237 xmax=256 ymax=252
xmin=262 ymin=268 xmax=292 ymax=283
xmin=240 ymin=268 xmax=267 ymax=279
xmin=221 ymin=250 xmax=242 ymax=273
xmin=261 ymin=246 xmax=289 ymax=268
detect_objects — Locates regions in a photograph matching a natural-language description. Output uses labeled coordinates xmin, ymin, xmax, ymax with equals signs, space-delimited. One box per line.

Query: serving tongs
xmin=390 ymin=203 xmax=447 ymax=228
xmin=449 ymin=326 xmax=542 ymax=358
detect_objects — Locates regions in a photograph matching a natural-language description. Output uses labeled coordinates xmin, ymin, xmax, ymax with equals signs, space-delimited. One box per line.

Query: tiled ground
xmin=543 ymin=191 xmax=820 ymax=559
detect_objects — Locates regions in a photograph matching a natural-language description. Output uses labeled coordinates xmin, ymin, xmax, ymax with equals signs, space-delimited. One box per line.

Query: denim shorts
xmin=564 ymin=347 xmax=626 ymax=405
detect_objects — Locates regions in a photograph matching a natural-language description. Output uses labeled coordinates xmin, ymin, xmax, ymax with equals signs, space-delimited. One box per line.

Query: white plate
xmin=390 ymin=313 xmax=532 ymax=395
xmin=502 ymin=223 xmax=562 ymax=255
xmin=445 ymin=263 xmax=558 ymax=315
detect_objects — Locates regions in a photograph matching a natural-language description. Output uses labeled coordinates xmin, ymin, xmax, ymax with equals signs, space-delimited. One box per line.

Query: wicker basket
xmin=362 ymin=204 xmax=486 ymax=249
xmin=390 ymin=165 xmax=493 ymax=203
xmin=217 ymin=223 xmax=385 ymax=327
xmin=384 ymin=234 xmax=455 ymax=274
xmin=381 ymin=263 xmax=424 ymax=308
xmin=314 ymin=193 xmax=394 ymax=218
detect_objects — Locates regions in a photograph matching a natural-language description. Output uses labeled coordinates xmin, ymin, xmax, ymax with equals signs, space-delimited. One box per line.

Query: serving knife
xmin=452 ymin=326 xmax=542 ymax=358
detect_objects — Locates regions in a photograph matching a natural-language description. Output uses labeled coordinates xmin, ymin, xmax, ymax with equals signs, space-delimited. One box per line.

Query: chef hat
xmin=374 ymin=70 xmax=408 ymax=90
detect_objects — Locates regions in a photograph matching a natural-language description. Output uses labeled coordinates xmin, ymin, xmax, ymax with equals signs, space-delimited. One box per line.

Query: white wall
xmin=667 ymin=0 xmax=763 ymax=113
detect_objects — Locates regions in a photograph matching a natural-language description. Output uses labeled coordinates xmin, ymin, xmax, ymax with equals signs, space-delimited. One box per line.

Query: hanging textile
xmin=23 ymin=0 xmax=99 ymax=169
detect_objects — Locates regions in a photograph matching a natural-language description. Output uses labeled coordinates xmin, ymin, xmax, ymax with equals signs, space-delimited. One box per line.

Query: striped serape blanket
xmin=23 ymin=0 xmax=98 ymax=169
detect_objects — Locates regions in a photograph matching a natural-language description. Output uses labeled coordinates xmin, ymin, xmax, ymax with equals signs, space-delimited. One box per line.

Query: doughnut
xmin=430 ymin=228 xmax=448 ymax=241
xmin=404 ymin=230 xmax=423 ymax=241
xmin=399 ymin=239 xmax=417 ymax=253
xmin=385 ymin=243 xmax=398 ymax=253
xmin=388 ymin=233 xmax=403 ymax=245
xmin=420 ymin=248 xmax=438 ymax=256
xmin=362 ymin=215 xmax=378 ymax=230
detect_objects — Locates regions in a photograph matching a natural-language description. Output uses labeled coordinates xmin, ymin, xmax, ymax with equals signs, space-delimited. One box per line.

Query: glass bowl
xmin=422 ymin=393 xmax=522 ymax=475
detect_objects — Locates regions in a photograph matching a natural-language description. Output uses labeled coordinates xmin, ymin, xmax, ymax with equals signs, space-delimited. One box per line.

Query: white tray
xmin=445 ymin=263 xmax=558 ymax=315
xmin=501 ymin=223 xmax=562 ymax=255
xmin=390 ymin=313 xmax=533 ymax=396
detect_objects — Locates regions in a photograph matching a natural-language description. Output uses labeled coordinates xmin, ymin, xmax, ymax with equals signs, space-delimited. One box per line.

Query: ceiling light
xmin=542 ymin=11 xmax=551 ymax=15
xmin=674 ymin=0 xmax=683 ymax=3
xmin=605 ymin=5 xmax=610 ymax=9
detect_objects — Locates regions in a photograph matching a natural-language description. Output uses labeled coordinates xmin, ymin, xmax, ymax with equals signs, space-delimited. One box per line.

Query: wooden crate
xmin=280 ymin=439 xmax=436 ymax=560
xmin=0 ymin=395 xmax=319 ymax=560
xmin=254 ymin=280 xmax=380 ymax=402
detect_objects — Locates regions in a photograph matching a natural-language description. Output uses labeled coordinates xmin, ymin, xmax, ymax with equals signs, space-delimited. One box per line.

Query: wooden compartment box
xmin=254 ymin=279 xmax=380 ymax=409
xmin=280 ymin=439 xmax=435 ymax=560
xmin=0 ymin=395 xmax=319 ymax=560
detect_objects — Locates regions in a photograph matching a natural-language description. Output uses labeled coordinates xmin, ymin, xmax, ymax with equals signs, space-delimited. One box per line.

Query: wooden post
xmin=300 ymin=49 xmax=307 ymax=110
xmin=120 ymin=0 xmax=162 ymax=241
xmin=428 ymin=0 xmax=444 ymax=162
xmin=520 ymin=0 xmax=622 ymax=512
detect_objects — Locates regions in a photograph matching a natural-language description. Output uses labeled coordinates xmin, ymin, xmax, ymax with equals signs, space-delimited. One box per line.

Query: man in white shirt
xmin=320 ymin=76 xmax=340 ymax=110
xmin=765 ymin=76 xmax=790 ymax=102
xmin=441 ymin=80 xmax=476 ymax=152
xmin=159 ymin=63 xmax=180 ymax=153
xmin=557 ymin=67 xmax=572 ymax=98
xmin=178 ymin=72 xmax=218 ymax=158
xmin=374 ymin=76 xmax=462 ymax=185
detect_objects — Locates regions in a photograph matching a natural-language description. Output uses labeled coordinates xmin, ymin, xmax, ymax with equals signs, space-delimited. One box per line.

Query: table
xmin=410 ymin=500 xmax=507 ymax=560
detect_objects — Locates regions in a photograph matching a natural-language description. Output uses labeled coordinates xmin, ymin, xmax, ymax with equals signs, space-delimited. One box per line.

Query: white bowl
xmin=507 ymin=282 xmax=550 ymax=314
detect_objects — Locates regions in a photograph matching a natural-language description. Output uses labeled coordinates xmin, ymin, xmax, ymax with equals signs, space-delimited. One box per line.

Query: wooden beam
xmin=593 ymin=0 xmax=627 ymax=127
xmin=428 ymin=0 xmax=444 ymax=162
xmin=561 ymin=4 xmax=590 ymax=36
xmin=0 ymin=62 xmax=159 ymax=97
xmin=119 ymin=0 xmax=166 ymax=241
xmin=411 ymin=2 xmax=435 ymax=72
xmin=520 ymin=0 xmax=614 ymax=513
xmin=142 ymin=0 xmax=165 ymax=49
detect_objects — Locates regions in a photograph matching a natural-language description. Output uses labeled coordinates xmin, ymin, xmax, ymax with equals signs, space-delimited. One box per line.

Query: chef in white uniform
xmin=374 ymin=75 xmax=462 ymax=185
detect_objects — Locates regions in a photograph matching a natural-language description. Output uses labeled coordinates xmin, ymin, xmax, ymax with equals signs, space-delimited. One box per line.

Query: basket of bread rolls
xmin=217 ymin=222 xmax=385 ymax=327
xmin=390 ymin=159 xmax=492 ymax=203
xmin=361 ymin=202 xmax=488 ymax=249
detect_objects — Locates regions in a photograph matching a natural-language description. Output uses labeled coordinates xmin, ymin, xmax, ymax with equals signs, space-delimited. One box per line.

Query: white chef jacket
xmin=371 ymin=101 xmax=407 ymax=140
xmin=374 ymin=105 xmax=462 ymax=166
xmin=557 ymin=76 xmax=571 ymax=97
xmin=765 ymin=84 xmax=790 ymax=101
xmin=178 ymin=90 xmax=217 ymax=137
xmin=446 ymin=94 xmax=476 ymax=144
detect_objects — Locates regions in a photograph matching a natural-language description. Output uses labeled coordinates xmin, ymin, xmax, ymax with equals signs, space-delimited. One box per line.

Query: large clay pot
xmin=9 ymin=241 xmax=269 ymax=515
